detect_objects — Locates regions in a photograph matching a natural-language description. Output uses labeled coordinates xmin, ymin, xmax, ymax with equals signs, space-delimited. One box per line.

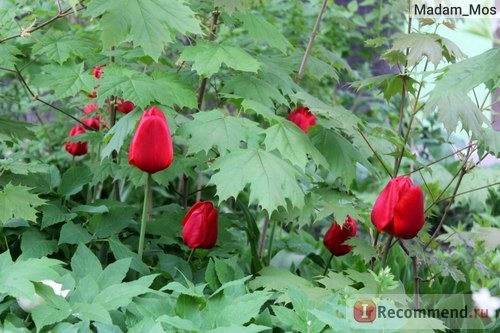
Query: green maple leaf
xmin=310 ymin=128 xmax=372 ymax=187
xmin=86 ymin=0 xmax=202 ymax=61
xmin=33 ymin=62 xmax=96 ymax=99
xmin=222 ymin=74 xmax=288 ymax=106
xmin=0 ymin=184 xmax=46 ymax=223
xmin=391 ymin=32 xmax=443 ymax=67
xmin=263 ymin=121 xmax=327 ymax=171
xmin=237 ymin=12 xmax=291 ymax=53
xmin=0 ymin=43 xmax=21 ymax=68
xmin=177 ymin=109 xmax=261 ymax=155
xmin=209 ymin=149 xmax=304 ymax=213
xmin=97 ymin=66 xmax=196 ymax=108
xmin=32 ymin=30 xmax=96 ymax=65
xmin=179 ymin=40 xmax=261 ymax=77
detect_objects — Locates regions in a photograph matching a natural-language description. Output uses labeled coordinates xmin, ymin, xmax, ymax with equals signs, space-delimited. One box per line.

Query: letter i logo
xmin=354 ymin=300 xmax=376 ymax=322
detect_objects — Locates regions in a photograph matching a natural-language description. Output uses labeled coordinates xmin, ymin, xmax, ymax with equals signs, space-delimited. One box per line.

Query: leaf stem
xmin=258 ymin=214 xmax=269 ymax=259
xmin=187 ymin=248 xmax=195 ymax=263
xmin=357 ymin=129 xmax=393 ymax=178
xmin=296 ymin=0 xmax=328 ymax=83
xmin=323 ymin=253 xmax=334 ymax=276
xmin=266 ymin=220 xmax=277 ymax=265
xmin=380 ymin=235 xmax=394 ymax=268
xmin=138 ymin=173 xmax=152 ymax=259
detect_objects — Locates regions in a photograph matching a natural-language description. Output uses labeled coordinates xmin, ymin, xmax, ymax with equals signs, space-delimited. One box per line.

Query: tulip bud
xmin=83 ymin=102 xmax=99 ymax=114
xmin=323 ymin=215 xmax=357 ymax=256
xmin=116 ymin=99 xmax=135 ymax=114
xmin=65 ymin=125 xmax=88 ymax=156
xmin=82 ymin=115 xmax=102 ymax=130
xmin=287 ymin=106 xmax=316 ymax=133
xmin=92 ymin=65 xmax=105 ymax=79
xmin=128 ymin=106 xmax=174 ymax=174
xmin=182 ymin=201 xmax=218 ymax=249
xmin=371 ymin=176 xmax=425 ymax=239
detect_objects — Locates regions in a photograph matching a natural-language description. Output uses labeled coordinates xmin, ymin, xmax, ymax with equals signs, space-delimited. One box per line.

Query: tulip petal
xmin=393 ymin=185 xmax=425 ymax=239
xmin=371 ymin=178 xmax=401 ymax=232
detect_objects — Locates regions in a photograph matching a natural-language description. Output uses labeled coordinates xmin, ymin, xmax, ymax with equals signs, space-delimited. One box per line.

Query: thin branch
xmin=14 ymin=65 xmax=94 ymax=130
xmin=296 ymin=0 xmax=328 ymax=84
xmin=196 ymin=7 xmax=220 ymax=110
xmin=436 ymin=181 xmax=500 ymax=204
xmin=357 ymin=129 xmax=393 ymax=178
xmin=0 ymin=5 xmax=84 ymax=44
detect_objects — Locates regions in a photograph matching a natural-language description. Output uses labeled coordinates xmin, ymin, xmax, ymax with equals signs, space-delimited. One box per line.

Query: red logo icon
xmin=354 ymin=300 xmax=377 ymax=322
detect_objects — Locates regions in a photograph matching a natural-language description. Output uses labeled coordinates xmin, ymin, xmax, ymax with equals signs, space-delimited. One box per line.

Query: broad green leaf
xmin=0 ymin=253 xmax=62 ymax=300
xmin=97 ymin=66 xmax=196 ymax=109
xmin=222 ymin=74 xmax=288 ymax=106
xmin=40 ymin=204 xmax=76 ymax=229
xmin=97 ymin=258 xmax=132 ymax=290
xmin=19 ymin=230 xmax=58 ymax=259
xmin=0 ymin=159 xmax=49 ymax=175
xmin=310 ymin=128 xmax=373 ymax=187
xmin=391 ymin=32 xmax=442 ymax=67
xmin=209 ymin=149 xmax=304 ymax=213
xmin=71 ymin=205 xmax=109 ymax=214
xmin=0 ymin=43 xmax=21 ymax=68
xmin=108 ymin=237 xmax=150 ymax=275
xmin=71 ymin=244 xmax=102 ymax=280
xmin=214 ymin=0 xmax=246 ymax=14
xmin=59 ymin=221 xmax=93 ymax=245
xmin=426 ymin=93 xmax=487 ymax=136
xmin=86 ymin=0 xmax=202 ymax=61
xmin=31 ymin=304 xmax=72 ymax=332
xmin=241 ymin=99 xmax=281 ymax=122
xmin=248 ymin=267 xmax=313 ymax=292
xmin=72 ymin=303 xmax=112 ymax=325
xmin=87 ymin=204 xmax=135 ymax=238
xmin=205 ymin=325 xmax=270 ymax=333
xmin=32 ymin=63 xmax=96 ymax=99
xmin=179 ymin=40 xmax=261 ymax=77
xmin=58 ymin=166 xmax=93 ymax=197
xmin=0 ymin=183 xmax=46 ymax=223
xmin=101 ymin=110 xmax=141 ymax=159
xmin=0 ymin=117 xmax=35 ymax=142
xmin=345 ymin=237 xmax=376 ymax=264
xmin=313 ymin=189 xmax=360 ymax=223
xmin=93 ymin=275 xmax=156 ymax=310
xmin=157 ymin=315 xmax=200 ymax=331
xmin=263 ymin=120 xmax=328 ymax=171
xmin=32 ymin=30 xmax=96 ymax=64
xmin=237 ymin=12 xmax=291 ymax=53
xmin=212 ymin=291 xmax=272 ymax=327
xmin=177 ymin=109 xmax=261 ymax=155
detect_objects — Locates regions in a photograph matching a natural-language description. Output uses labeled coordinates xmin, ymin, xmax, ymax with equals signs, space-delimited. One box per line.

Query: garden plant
xmin=0 ymin=0 xmax=499 ymax=332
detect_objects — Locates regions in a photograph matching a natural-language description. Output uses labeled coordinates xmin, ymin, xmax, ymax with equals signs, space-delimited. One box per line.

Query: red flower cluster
xmin=116 ymin=98 xmax=135 ymax=114
xmin=287 ymin=106 xmax=316 ymax=133
xmin=323 ymin=215 xmax=357 ymax=256
xmin=128 ymin=106 xmax=174 ymax=174
xmin=371 ymin=176 xmax=425 ymax=239
xmin=65 ymin=125 xmax=88 ymax=156
xmin=182 ymin=201 xmax=218 ymax=249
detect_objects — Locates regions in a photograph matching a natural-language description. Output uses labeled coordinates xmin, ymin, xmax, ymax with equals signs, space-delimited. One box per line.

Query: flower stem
xmin=258 ymin=214 xmax=269 ymax=258
xmin=380 ymin=235 xmax=394 ymax=268
xmin=266 ymin=220 xmax=277 ymax=265
xmin=138 ymin=173 xmax=152 ymax=259
xmin=187 ymin=248 xmax=195 ymax=263
xmin=323 ymin=253 xmax=334 ymax=276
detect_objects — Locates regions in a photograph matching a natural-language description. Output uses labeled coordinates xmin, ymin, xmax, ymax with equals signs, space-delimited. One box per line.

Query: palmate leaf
xmin=32 ymin=30 xmax=96 ymax=65
xmin=32 ymin=62 xmax=96 ymax=99
xmin=263 ymin=120 xmax=328 ymax=171
xmin=86 ymin=0 xmax=201 ymax=61
xmin=0 ymin=183 xmax=46 ymax=223
xmin=236 ymin=12 xmax=291 ymax=53
xmin=391 ymin=32 xmax=443 ymax=67
xmin=97 ymin=66 xmax=196 ymax=109
xmin=179 ymin=40 xmax=261 ymax=77
xmin=222 ymin=74 xmax=288 ymax=106
xmin=310 ymin=128 xmax=373 ymax=187
xmin=0 ymin=43 xmax=21 ymax=68
xmin=209 ymin=149 xmax=304 ymax=213
xmin=177 ymin=109 xmax=261 ymax=155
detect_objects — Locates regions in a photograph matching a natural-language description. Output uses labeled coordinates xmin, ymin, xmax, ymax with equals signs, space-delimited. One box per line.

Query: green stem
xmin=266 ymin=220 xmax=277 ymax=265
xmin=380 ymin=235 xmax=394 ymax=269
xmin=323 ymin=253 xmax=334 ymax=276
xmin=138 ymin=173 xmax=152 ymax=259
xmin=187 ymin=248 xmax=195 ymax=263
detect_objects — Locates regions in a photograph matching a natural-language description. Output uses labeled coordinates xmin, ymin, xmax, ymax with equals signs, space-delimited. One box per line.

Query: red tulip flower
xmin=116 ymin=99 xmax=135 ymax=114
xmin=65 ymin=125 xmax=88 ymax=156
xmin=371 ymin=176 xmax=425 ymax=239
xmin=128 ymin=106 xmax=174 ymax=174
xmin=182 ymin=201 xmax=218 ymax=249
xmin=323 ymin=215 xmax=357 ymax=256
xmin=287 ymin=106 xmax=316 ymax=133
xmin=92 ymin=65 xmax=105 ymax=79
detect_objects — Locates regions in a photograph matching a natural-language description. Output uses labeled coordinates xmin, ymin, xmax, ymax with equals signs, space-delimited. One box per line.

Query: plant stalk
xmin=323 ymin=253 xmax=334 ymax=276
xmin=138 ymin=173 xmax=152 ymax=259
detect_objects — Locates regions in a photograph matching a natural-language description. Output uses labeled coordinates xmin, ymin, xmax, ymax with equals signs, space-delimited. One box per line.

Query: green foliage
xmin=0 ymin=184 xmax=46 ymax=223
